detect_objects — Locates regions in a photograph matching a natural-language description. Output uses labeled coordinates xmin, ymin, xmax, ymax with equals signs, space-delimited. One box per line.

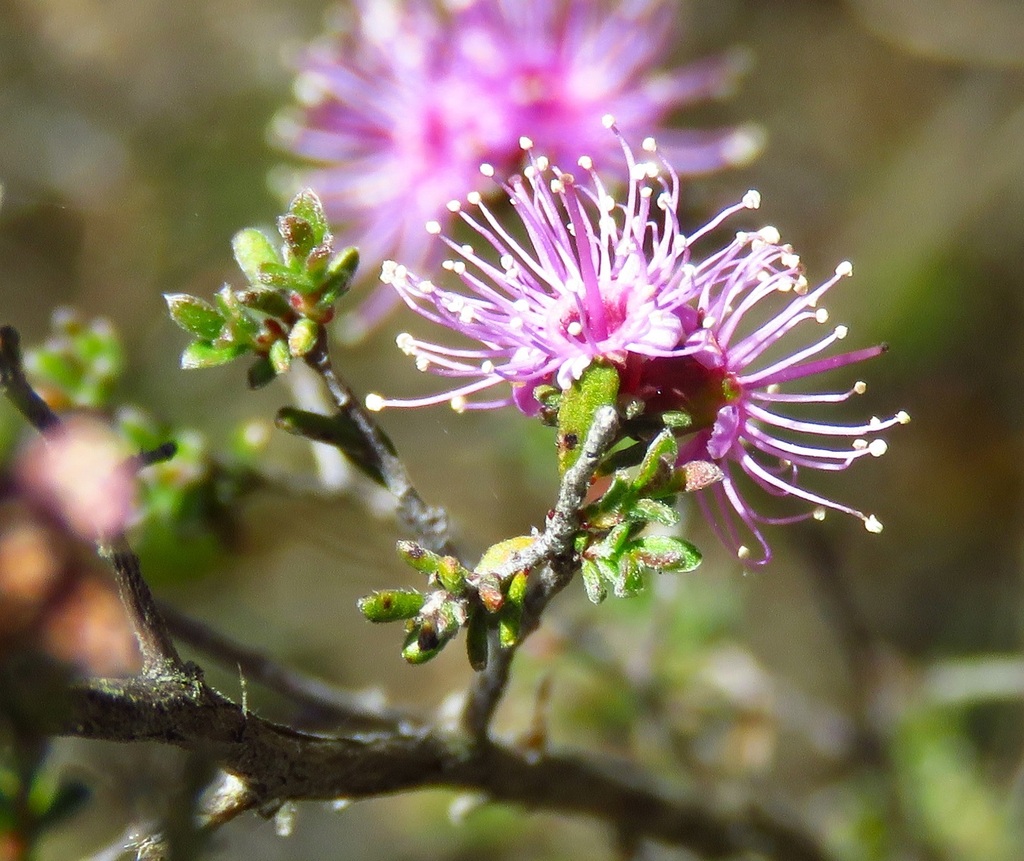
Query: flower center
xmin=620 ymin=353 xmax=740 ymax=431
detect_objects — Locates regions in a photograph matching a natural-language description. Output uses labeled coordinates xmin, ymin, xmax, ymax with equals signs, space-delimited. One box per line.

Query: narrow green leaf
xmin=288 ymin=189 xmax=329 ymax=246
xmin=232 ymin=228 xmax=280 ymax=286
xmin=275 ymin=406 xmax=387 ymax=484
xmin=556 ymin=360 xmax=620 ymax=475
xmin=627 ymin=535 xmax=702 ymax=573
xmin=319 ymin=246 xmax=360 ymax=305
xmin=394 ymin=541 xmax=469 ymax=592
xmin=237 ymin=288 xmax=292 ymax=319
xmin=613 ymin=556 xmax=645 ymax=598
xmin=632 ymin=429 xmax=678 ymax=492
xmin=164 ymin=293 xmax=224 ymax=340
xmin=257 ymin=262 xmax=315 ymax=294
xmin=631 ymin=498 xmax=679 ymax=526
xmin=247 ymin=356 xmax=277 ymax=389
xmin=465 ymin=608 xmax=489 ymax=671
xmin=269 ymin=339 xmax=291 ymax=375
xmin=498 ymin=604 xmax=521 ymax=648
xmin=180 ymin=341 xmax=249 ymax=370
xmin=357 ymin=589 xmax=425 ymax=623
xmin=581 ymin=560 xmax=607 ymax=604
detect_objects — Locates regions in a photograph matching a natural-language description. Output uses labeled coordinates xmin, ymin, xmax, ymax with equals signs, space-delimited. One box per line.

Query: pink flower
xmin=370 ymin=128 xmax=907 ymax=565
xmin=274 ymin=0 xmax=759 ymax=337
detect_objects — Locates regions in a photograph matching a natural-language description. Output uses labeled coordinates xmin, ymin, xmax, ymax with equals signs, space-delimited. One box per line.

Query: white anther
xmin=426 ymin=220 xmax=442 ymax=235
xmin=566 ymin=321 xmax=583 ymax=336
xmin=864 ymin=515 xmax=883 ymax=534
xmin=396 ymin=332 xmax=415 ymax=353
xmin=742 ymin=189 xmax=761 ymax=209
xmin=835 ymin=325 xmax=848 ymax=339
xmin=446 ymin=200 xmax=461 ymax=212
xmin=642 ymin=136 xmax=657 ymax=152
xmin=854 ymin=381 xmax=867 ymax=394
xmin=519 ymin=136 xmax=534 ymax=150
xmin=577 ymin=155 xmax=593 ymax=170
xmin=480 ymin=360 xmax=495 ymax=374
xmin=479 ymin=163 xmax=495 ymax=177
xmin=602 ymin=113 xmax=616 ymax=128
xmin=467 ymin=191 xmax=482 ymax=205
xmin=365 ymin=394 xmax=385 ymax=412
xmin=813 ymin=507 xmax=827 ymax=521
xmin=897 ymin=411 xmax=911 ymax=424
xmin=758 ymin=226 xmax=780 ymax=244
xmin=450 ymin=396 xmax=467 ymax=413
xmin=868 ymin=439 xmax=888 ymax=457
xmin=737 ymin=545 xmax=751 ymax=560
xmin=815 ymin=308 xmax=829 ymax=324
xmin=835 ymin=261 xmax=853 ymax=277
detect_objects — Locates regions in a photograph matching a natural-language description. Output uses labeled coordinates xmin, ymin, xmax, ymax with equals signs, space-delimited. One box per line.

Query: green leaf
xmin=613 ymin=556 xmax=645 ymax=598
xmin=288 ymin=189 xmax=329 ymax=246
xmin=180 ymin=341 xmax=249 ymax=370
xmin=278 ymin=214 xmax=316 ymax=261
xmin=319 ymin=246 xmax=360 ymax=304
xmin=394 ymin=541 xmax=469 ymax=593
xmin=164 ymin=293 xmax=224 ymax=340
xmin=275 ymin=406 xmax=388 ymax=485
xmin=581 ymin=560 xmax=607 ymax=604
xmin=268 ymin=339 xmax=291 ymax=375
xmin=498 ymin=603 xmax=521 ymax=648
xmin=232 ymin=228 xmax=280 ymax=286
xmin=631 ymin=498 xmax=679 ymax=526
xmin=247 ymin=356 xmax=277 ymax=389
xmin=257 ymin=262 xmax=315 ymax=294
xmin=357 ymin=589 xmax=425 ymax=623
xmin=402 ymin=602 xmax=461 ymax=664
xmin=465 ymin=608 xmax=489 ymax=671
xmin=556 ymin=360 xmax=620 ymax=475
xmin=626 ymin=535 xmax=702 ymax=573
xmin=632 ymin=429 xmax=678 ymax=492
xmin=237 ymin=288 xmax=292 ymax=319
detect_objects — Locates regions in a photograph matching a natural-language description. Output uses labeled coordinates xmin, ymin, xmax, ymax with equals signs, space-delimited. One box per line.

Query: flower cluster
xmin=369 ymin=123 xmax=908 ymax=564
xmin=274 ymin=0 xmax=759 ymax=334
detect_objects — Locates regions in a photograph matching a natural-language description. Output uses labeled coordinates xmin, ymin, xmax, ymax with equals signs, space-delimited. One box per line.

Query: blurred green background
xmin=3 ymin=0 xmax=1024 ymax=858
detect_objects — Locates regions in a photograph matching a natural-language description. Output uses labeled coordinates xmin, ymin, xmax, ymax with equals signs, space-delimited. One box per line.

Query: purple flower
xmin=662 ymin=228 xmax=910 ymax=565
xmin=274 ymin=0 xmax=759 ymax=336
xmin=369 ymin=128 xmax=907 ymax=565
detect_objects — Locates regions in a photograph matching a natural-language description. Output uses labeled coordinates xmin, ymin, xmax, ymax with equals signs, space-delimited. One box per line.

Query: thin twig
xmin=304 ymin=331 xmax=454 ymax=556
xmin=158 ymin=600 xmax=417 ymax=732
xmin=0 ymin=326 xmax=60 ymax=432
xmin=462 ymin=406 xmax=619 ymax=739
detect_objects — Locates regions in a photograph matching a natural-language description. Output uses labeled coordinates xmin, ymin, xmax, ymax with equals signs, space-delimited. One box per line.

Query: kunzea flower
xmin=650 ymin=218 xmax=910 ymax=565
xmin=369 ymin=127 xmax=907 ymax=565
xmin=273 ymin=0 xmax=760 ymax=337
xmin=366 ymin=120 xmax=711 ymax=413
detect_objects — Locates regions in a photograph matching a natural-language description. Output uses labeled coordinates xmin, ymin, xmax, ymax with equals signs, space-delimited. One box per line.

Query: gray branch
xmin=54 ymin=675 xmax=828 ymax=861
xmin=462 ymin=406 xmax=619 ymax=739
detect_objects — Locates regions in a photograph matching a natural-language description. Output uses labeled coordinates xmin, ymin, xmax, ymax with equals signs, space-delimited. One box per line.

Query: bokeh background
xmin=2 ymin=0 xmax=1024 ymax=858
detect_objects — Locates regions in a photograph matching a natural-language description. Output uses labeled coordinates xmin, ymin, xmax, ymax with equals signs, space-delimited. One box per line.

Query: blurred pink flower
xmin=274 ymin=0 xmax=759 ymax=337
xmin=17 ymin=417 xmax=136 ymax=541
